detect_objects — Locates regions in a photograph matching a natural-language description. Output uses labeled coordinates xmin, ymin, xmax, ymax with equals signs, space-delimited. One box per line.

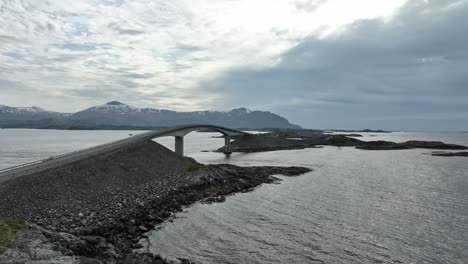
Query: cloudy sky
xmin=0 ymin=0 xmax=467 ymax=130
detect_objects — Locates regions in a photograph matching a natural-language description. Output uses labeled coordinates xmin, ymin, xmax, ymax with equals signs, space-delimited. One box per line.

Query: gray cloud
xmin=124 ymin=73 xmax=155 ymax=79
xmin=71 ymin=86 xmax=117 ymax=99
xmin=34 ymin=22 xmax=55 ymax=33
xmin=53 ymin=54 xmax=86 ymax=62
xmin=71 ymin=82 xmax=141 ymax=100
xmin=203 ymin=0 xmax=468 ymax=131
xmin=99 ymin=0 xmax=126 ymax=7
xmin=119 ymin=80 xmax=139 ymax=88
xmin=2 ymin=52 xmax=25 ymax=60
xmin=108 ymin=22 xmax=146 ymax=35
xmin=175 ymin=43 xmax=206 ymax=52
xmin=293 ymin=0 xmax=328 ymax=12
xmin=55 ymin=43 xmax=111 ymax=51
xmin=96 ymin=67 xmax=155 ymax=79
xmin=1 ymin=0 xmax=467 ymax=130
xmin=0 ymin=34 xmax=23 ymax=43
xmin=0 ymin=79 xmax=24 ymax=91
xmin=0 ymin=79 xmax=41 ymax=95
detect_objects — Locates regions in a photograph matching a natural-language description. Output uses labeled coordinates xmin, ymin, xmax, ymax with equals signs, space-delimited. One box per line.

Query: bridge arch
xmin=136 ymin=124 xmax=250 ymax=156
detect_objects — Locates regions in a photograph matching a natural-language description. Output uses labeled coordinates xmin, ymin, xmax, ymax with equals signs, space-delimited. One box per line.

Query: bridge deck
xmin=0 ymin=125 xmax=249 ymax=183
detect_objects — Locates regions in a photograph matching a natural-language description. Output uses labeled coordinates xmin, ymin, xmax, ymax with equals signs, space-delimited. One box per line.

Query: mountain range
xmin=0 ymin=101 xmax=300 ymax=129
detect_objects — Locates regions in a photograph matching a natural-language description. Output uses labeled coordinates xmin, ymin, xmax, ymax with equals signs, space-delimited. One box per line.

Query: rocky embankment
xmin=355 ymin=140 xmax=468 ymax=150
xmin=0 ymin=140 xmax=311 ymax=263
xmin=219 ymin=133 xmax=468 ymax=153
xmin=431 ymin=151 xmax=468 ymax=157
xmin=218 ymin=134 xmax=324 ymax=153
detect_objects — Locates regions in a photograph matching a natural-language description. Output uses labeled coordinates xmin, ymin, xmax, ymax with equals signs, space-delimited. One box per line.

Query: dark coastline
xmin=0 ymin=140 xmax=311 ymax=263
xmin=112 ymin=165 xmax=311 ymax=263
xmin=219 ymin=134 xmax=468 ymax=153
xmin=431 ymin=151 xmax=468 ymax=157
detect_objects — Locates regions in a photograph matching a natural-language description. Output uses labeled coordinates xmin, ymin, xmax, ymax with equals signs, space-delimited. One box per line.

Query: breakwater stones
xmin=0 ymin=140 xmax=311 ymax=263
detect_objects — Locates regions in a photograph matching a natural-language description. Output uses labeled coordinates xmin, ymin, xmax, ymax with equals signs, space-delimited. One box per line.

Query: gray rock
xmin=77 ymin=256 xmax=103 ymax=264
xmin=81 ymin=236 xmax=101 ymax=245
xmin=138 ymin=225 xmax=148 ymax=232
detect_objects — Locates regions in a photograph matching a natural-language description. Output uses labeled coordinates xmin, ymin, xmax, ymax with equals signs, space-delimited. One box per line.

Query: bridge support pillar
xmin=223 ymin=135 xmax=232 ymax=154
xmin=175 ymin=136 xmax=184 ymax=156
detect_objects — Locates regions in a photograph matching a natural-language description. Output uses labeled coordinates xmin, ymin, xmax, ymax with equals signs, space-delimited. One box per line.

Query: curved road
xmin=0 ymin=125 xmax=249 ymax=183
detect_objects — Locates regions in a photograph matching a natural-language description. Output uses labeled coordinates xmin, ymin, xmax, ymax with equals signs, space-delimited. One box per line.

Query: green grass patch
xmin=186 ymin=163 xmax=206 ymax=172
xmin=0 ymin=218 xmax=23 ymax=249
xmin=327 ymin=135 xmax=352 ymax=144
xmin=268 ymin=129 xmax=299 ymax=138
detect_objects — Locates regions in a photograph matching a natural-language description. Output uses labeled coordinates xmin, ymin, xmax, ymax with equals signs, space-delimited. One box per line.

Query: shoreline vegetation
xmin=0 ymin=140 xmax=310 ymax=263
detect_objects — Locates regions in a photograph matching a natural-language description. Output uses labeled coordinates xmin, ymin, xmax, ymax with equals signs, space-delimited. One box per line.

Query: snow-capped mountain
xmin=0 ymin=105 xmax=67 ymax=120
xmin=72 ymin=101 xmax=163 ymax=116
xmin=0 ymin=101 xmax=301 ymax=129
xmin=69 ymin=101 xmax=300 ymax=128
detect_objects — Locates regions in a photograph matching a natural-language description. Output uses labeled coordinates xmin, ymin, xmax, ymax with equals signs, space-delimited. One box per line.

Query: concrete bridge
xmin=0 ymin=125 xmax=250 ymax=183
xmin=138 ymin=124 xmax=249 ymax=156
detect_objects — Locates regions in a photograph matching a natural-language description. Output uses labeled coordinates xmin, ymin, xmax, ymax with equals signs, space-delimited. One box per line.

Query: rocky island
xmin=217 ymin=131 xmax=468 ymax=153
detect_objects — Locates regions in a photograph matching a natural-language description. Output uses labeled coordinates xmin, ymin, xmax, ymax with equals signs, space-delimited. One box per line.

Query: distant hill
xmin=0 ymin=101 xmax=301 ymax=129
xmin=0 ymin=105 xmax=68 ymax=120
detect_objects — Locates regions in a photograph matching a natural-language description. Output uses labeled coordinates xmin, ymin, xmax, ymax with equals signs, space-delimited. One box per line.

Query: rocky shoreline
xmin=431 ymin=151 xmax=468 ymax=157
xmin=0 ymin=140 xmax=311 ymax=263
xmin=111 ymin=165 xmax=311 ymax=263
xmin=219 ymin=134 xmax=468 ymax=153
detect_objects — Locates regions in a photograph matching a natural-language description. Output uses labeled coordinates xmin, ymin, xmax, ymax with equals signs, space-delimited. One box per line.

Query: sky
xmin=0 ymin=0 xmax=467 ymax=131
